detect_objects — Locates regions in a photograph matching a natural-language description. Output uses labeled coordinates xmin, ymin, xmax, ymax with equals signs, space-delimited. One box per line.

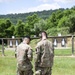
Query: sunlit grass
xmin=0 ymin=54 xmax=75 ymax=75
xmin=54 ymin=49 xmax=75 ymax=56
xmin=0 ymin=56 xmax=16 ymax=75
xmin=0 ymin=39 xmax=75 ymax=75
xmin=52 ymin=57 xmax=75 ymax=75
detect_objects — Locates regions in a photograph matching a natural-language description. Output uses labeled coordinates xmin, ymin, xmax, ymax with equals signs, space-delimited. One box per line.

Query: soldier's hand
xmin=15 ymin=53 xmax=17 ymax=58
xmin=35 ymin=62 xmax=39 ymax=70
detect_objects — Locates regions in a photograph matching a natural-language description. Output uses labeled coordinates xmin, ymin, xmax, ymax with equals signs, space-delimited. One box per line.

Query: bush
xmin=47 ymin=27 xmax=69 ymax=36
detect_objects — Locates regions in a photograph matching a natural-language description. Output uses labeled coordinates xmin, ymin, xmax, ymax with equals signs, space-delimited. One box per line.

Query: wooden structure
xmin=0 ymin=35 xmax=75 ymax=56
xmin=52 ymin=37 xmax=67 ymax=47
xmin=7 ymin=38 xmax=21 ymax=48
xmin=0 ymin=38 xmax=22 ymax=56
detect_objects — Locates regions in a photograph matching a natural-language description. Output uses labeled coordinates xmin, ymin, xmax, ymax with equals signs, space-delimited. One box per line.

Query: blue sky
xmin=0 ymin=0 xmax=75 ymax=15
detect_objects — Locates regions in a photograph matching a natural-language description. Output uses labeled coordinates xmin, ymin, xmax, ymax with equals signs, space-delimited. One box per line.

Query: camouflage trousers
xmin=17 ymin=64 xmax=33 ymax=75
xmin=17 ymin=69 xmax=33 ymax=75
xmin=35 ymin=67 xmax=52 ymax=75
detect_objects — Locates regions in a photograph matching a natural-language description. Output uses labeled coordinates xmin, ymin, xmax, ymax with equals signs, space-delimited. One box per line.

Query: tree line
xmin=0 ymin=9 xmax=64 ymax=24
xmin=0 ymin=6 xmax=75 ymax=38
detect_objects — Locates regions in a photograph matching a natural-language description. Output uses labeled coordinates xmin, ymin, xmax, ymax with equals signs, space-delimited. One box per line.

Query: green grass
xmin=0 ymin=50 xmax=75 ymax=75
xmin=0 ymin=39 xmax=75 ymax=75
xmin=52 ymin=57 xmax=75 ymax=75
xmin=0 ymin=57 xmax=16 ymax=75
xmin=0 ymin=50 xmax=16 ymax=75
xmin=54 ymin=49 xmax=75 ymax=56
xmin=4 ymin=50 xmax=15 ymax=56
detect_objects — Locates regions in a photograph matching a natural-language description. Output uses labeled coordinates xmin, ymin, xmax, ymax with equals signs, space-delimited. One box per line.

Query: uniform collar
xmin=22 ymin=42 xmax=27 ymax=44
xmin=42 ymin=38 xmax=47 ymax=41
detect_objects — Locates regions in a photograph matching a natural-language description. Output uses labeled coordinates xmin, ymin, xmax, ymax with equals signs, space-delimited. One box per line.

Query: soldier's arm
xmin=49 ymin=42 xmax=54 ymax=66
xmin=50 ymin=42 xmax=54 ymax=56
xmin=16 ymin=46 xmax=20 ymax=60
xmin=35 ymin=44 xmax=41 ymax=70
xmin=27 ymin=46 xmax=33 ymax=61
xmin=15 ymin=47 xmax=17 ymax=58
xmin=52 ymin=43 xmax=54 ymax=57
xmin=35 ymin=46 xmax=41 ymax=62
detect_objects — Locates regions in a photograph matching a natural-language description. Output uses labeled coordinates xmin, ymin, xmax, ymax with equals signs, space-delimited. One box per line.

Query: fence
xmin=0 ymin=35 xmax=75 ymax=56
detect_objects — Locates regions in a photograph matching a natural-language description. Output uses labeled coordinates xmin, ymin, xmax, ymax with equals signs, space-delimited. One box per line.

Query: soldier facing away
xmin=16 ymin=36 xmax=33 ymax=75
xmin=35 ymin=31 xmax=54 ymax=75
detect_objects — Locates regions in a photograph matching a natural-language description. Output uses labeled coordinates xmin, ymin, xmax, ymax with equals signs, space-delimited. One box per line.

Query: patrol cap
xmin=22 ymin=35 xmax=31 ymax=41
xmin=39 ymin=31 xmax=47 ymax=38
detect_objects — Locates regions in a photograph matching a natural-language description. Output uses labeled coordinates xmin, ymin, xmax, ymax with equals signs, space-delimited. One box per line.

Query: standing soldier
xmin=35 ymin=31 xmax=54 ymax=75
xmin=16 ymin=36 xmax=33 ymax=75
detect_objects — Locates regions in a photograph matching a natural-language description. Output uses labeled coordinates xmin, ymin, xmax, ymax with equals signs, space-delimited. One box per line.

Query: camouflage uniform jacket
xmin=35 ymin=39 xmax=54 ymax=67
xmin=16 ymin=42 xmax=33 ymax=71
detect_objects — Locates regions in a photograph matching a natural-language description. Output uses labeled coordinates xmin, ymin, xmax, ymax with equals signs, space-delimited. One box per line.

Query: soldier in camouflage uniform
xmin=35 ymin=31 xmax=54 ymax=75
xmin=16 ymin=36 xmax=33 ymax=75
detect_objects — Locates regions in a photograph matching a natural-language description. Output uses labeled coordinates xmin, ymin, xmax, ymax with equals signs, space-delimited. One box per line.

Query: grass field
xmin=0 ymin=38 xmax=75 ymax=75
xmin=53 ymin=57 xmax=75 ymax=75
xmin=0 ymin=50 xmax=75 ymax=75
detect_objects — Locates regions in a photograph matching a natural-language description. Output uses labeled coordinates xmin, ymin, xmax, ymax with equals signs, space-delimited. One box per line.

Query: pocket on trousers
xmin=18 ymin=64 xmax=31 ymax=71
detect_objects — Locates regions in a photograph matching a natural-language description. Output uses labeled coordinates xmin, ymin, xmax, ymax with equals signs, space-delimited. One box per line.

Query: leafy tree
xmin=0 ymin=9 xmax=60 ymax=24
xmin=56 ymin=10 xmax=64 ymax=19
xmin=67 ymin=14 xmax=75 ymax=33
xmin=26 ymin=14 xmax=39 ymax=28
xmin=34 ymin=19 xmax=47 ymax=36
xmin=47 ymin=12 xmax=57 ymax=29
xmin=0 ymin=19 xmax=6 ymax=37
xmin=5 ymin=19 xmax=13 ymax=37
xmin=24 ymin=23 xmax=31 ymax=35
xmin=57 ymin=16 xmax=68 ymax=28
xmin=47 ymin=27 xmax=69 ymax=36
xmin=71 ymin=6 xmax=75 ymax=10
xmin=0 ymin=6 xmax=75 ymax=37
xmin=5 ymin=25 xmax=15 ymax=37
xmin=14 ymin=20 xmax=25 ymax=37
xmin=5 ymin=19 xmax=11 ymax=28
xmin=63 ymin=9 xmax=73 ymax=17
xmin=0 ymin=19 xmax=13 ymax=37
xmin=57 ymin=27 xmax=69 ymax=35
xmin=47 ymin=27 xmax=58 ymax=36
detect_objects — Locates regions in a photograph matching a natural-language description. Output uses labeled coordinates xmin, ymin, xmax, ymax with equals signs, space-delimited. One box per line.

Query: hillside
xmin=0 ymin=6 xmax=75 ymax=38
xmin=0 ymin=8 xmax=64 ymax=24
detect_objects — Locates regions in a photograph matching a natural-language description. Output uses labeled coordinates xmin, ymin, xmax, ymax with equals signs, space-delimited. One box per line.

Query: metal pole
xmin=2 ymin=39 xmax=5 ymax=56
xmin=72 ymin=35 xmax=74 ymax=55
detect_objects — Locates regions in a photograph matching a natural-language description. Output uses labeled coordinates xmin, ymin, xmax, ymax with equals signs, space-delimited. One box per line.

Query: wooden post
xmin=72 ymin=35 xmax=74 ymax=55
xmin=2 ymin=39 xmax=5 ymax=56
